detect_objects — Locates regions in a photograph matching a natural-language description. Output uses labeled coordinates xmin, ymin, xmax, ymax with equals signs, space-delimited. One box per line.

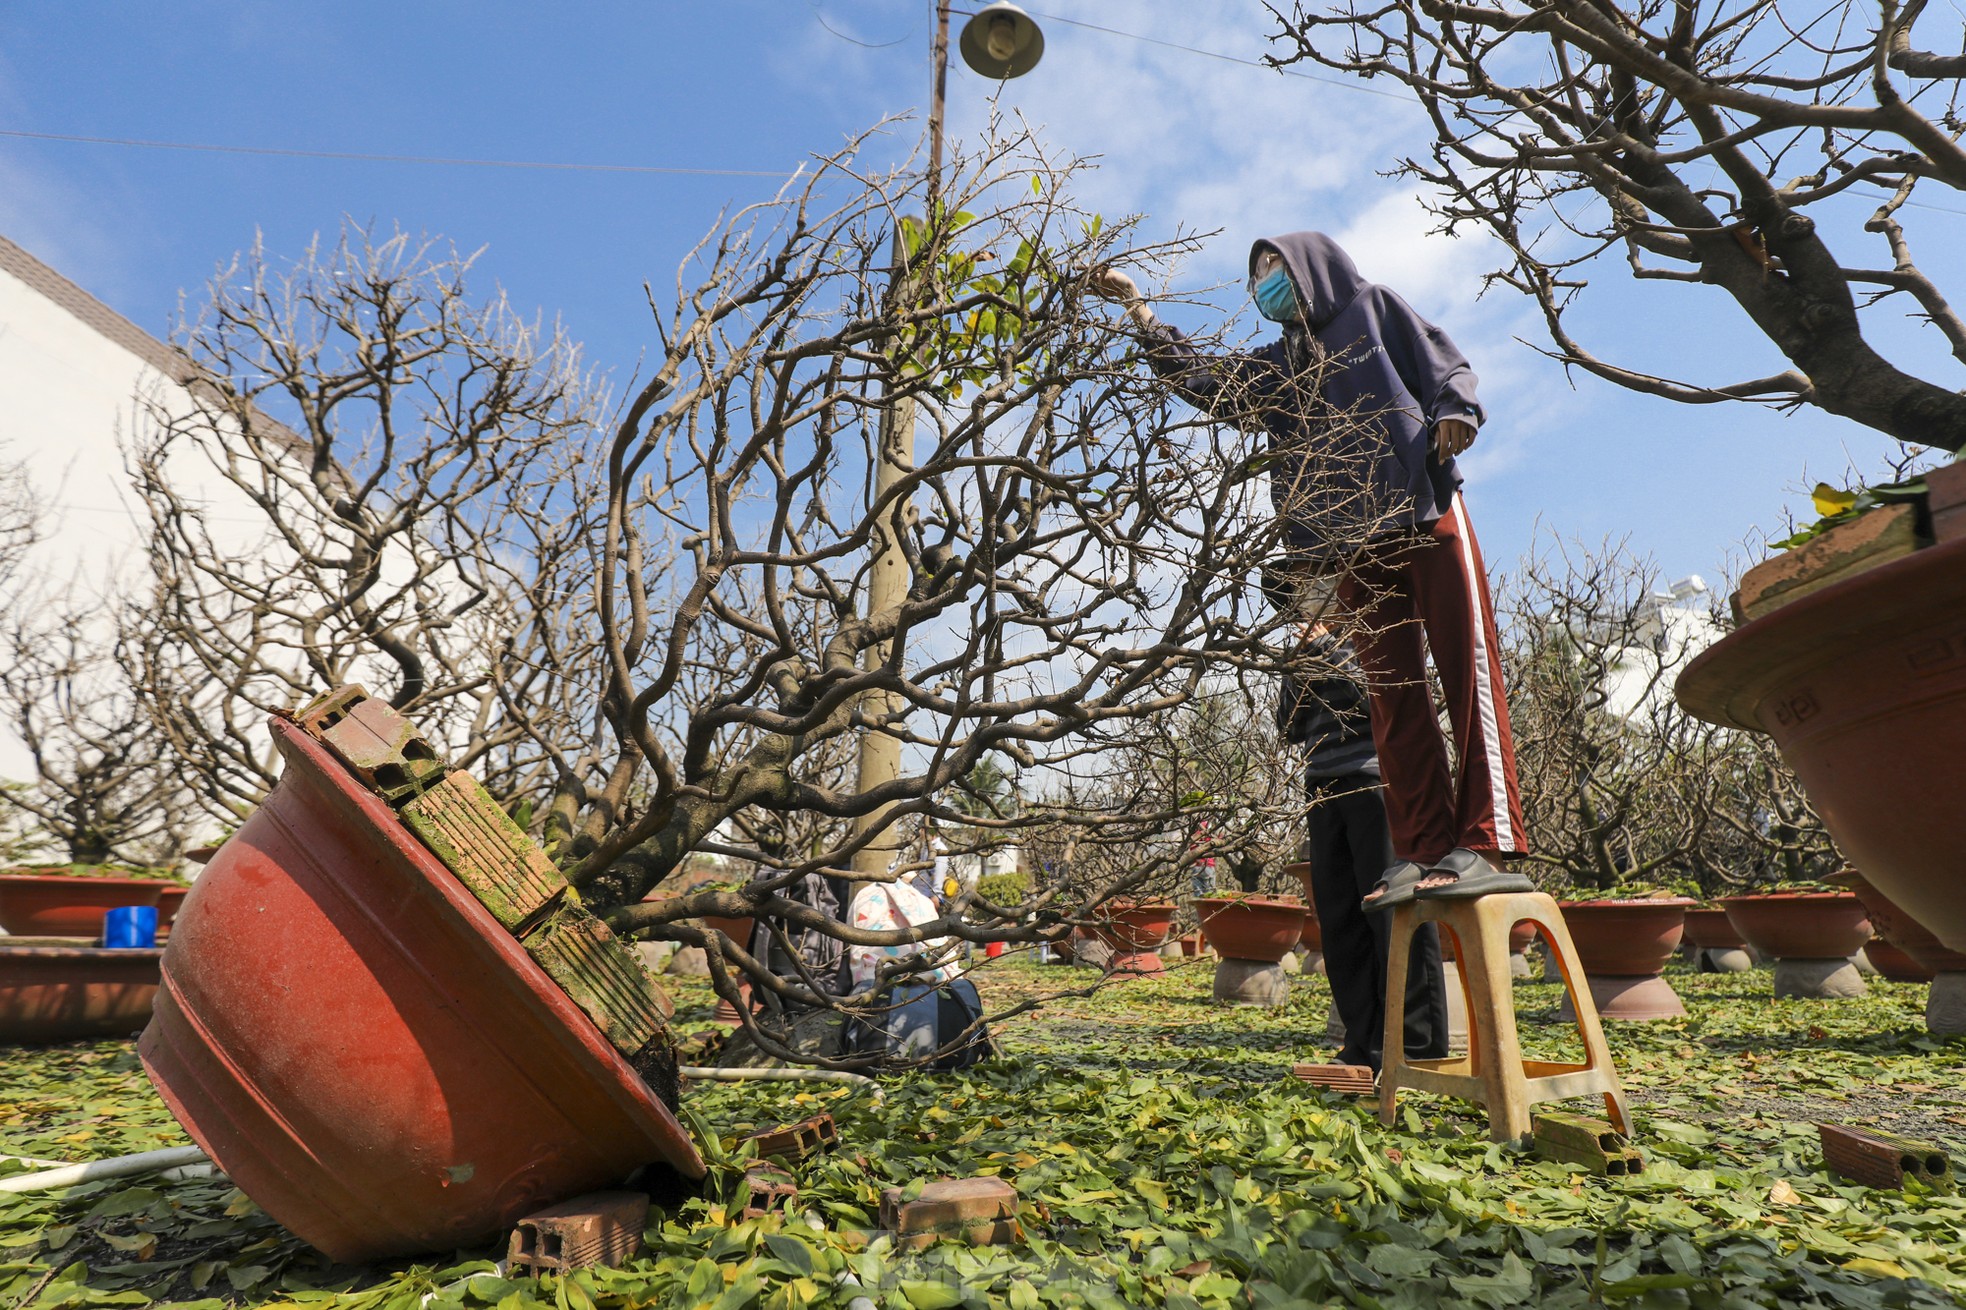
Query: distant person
xmin=1091 ymin=233 xmax=1530 ymax=907
xmin=1279 ymin=623 xmax=1447 ymax=1072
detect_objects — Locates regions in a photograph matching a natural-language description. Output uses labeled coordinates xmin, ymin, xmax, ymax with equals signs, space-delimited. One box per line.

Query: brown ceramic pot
xmin=1089 ymin=900 xmax=1177 ymax=975
xmin=1720 ymin=892 xmax=1872 ymax=960
xmin=1193 ymin=897 xmax=1307 ymax=963
xmin=1279 ymin=862 xmax=1326 ymax=951
xmin=1508 ymin=921 xmax=1537 ymax=956
xmin=1828 ymin=869 xmax=1966 ymax=973
xmin=1865 ymin=937 xmax=1937 ymax=983
xmin=0 ymin=872 xmax=174 ymax=938
xmin=1681 ymin=907 xmax=1748 ymax=951
xmin=1558 ymin=899 xmax=1695 ymax=976
xmin=1677 ymin=536 xmax=1966 ymax=953
xmin=0 ymin=944 xmax=162 ymax=1042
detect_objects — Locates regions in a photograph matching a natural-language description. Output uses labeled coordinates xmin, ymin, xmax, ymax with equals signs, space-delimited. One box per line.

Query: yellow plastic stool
xmin=1380 ymin=890 xmax=1629 ymax=1144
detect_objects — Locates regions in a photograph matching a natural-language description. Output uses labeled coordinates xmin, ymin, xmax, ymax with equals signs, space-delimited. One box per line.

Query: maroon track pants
xmin=1336 ymin=494 xmax=1526 ymax=864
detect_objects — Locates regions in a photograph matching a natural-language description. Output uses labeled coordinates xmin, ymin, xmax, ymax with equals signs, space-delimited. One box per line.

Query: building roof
xmin=0 ymin=232 xmax=197 ymax=385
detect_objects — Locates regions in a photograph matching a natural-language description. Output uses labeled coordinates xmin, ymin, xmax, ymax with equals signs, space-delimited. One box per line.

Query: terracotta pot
xmin=1677 ymin=535 xmax=1966 ymax=953
xmin=1508 ymin=921 xmax=1537 ymax=955
xmin=1280 ymin=862 xmax=1325 ymax=951
xmin=139 ymin=717 xmax=702 ymax=1263
xmin=1193 ymin=897 xmax=1307 ymax=963
xmin=154 ymin=887 xmax=189 ymax=941
xmin=1720 ymin=892 xmax=1872 ymax=960
xmin=0 ymin=872 xmax=173 ymax=938
xmin=1178 ymin=931 xmax=1204 ymax=958
xmin=1828 ymin=869 xmax=1966 ymax=973
xmin=698 ymin=914 xmax=755 ymax=947
xmin=0 ymin=944 xmax=161 ymax=1042
xmin=1558 ymin=899 xmax=1695 ymax=977
xmin=1681 ymin=907 xmax=1747 ymax=951
xmin=1089 ymin=900 xmax=1177 ymax=974
xmin=1865 ymin=937 xmax=1936 ymax=983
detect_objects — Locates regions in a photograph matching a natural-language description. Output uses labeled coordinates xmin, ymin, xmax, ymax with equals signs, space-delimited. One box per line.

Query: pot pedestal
xmin=1213 ymin=957 xmax=1289 ymax=1007
xmin=1440 ymin=960 xmax=1468 ymax=1054
xmin=1928 ymin=973 xmax=1966 ymax=1035
xmin=1299 ymin=950 xmax=1324 ymax=976
xmin=1555 ymin=973 xmax=1686 ymax=1022
xmin=1703 ymin=947 xmax=1754 ymax=973
xmin=1773 ymin=957 xmax=1869 ymax=998
xmin=1850 ymin=947 xmax=1879 ymax=978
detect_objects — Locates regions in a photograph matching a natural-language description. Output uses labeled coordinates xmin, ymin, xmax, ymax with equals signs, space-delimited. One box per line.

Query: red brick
xmin=1291 ymin=1063 xmax=1377 ymax=1096
xmin=506 ymin=1190 xmax=646 ymax=1274
xmin=740 ymin=1161 xmax=799 ymax=1220
xmin=743 ymin=1113 xmax=838 ymax=1165
xmin=880 ymin=1176 xmax=1019 ymax=1251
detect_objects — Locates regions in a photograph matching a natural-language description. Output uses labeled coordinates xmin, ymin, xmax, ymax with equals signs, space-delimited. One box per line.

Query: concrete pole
xmin=849 ymin=2 xmax=947 ymax=881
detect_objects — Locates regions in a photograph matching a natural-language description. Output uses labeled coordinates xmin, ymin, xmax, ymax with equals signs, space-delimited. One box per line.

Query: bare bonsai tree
xmin=1268 ymin=0 xmax=1966 ymax=450
xmin=130 ymin=125 xmax=1389 ymax=1065
xmin=1501 ymin=537 xmax=1841 ymax=895
xmin=126 ymin=227 xmax=616 ymax=831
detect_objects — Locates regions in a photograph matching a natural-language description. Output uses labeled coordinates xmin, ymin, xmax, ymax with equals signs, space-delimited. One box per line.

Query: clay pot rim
xmin=1718 ymin=891 xmax=1860 ymax=905
xmin=1560 ymin=896 xmax=1699 ymax=909
xmin=1094 ymin=899 xmax=1178 ymax=914
xmin=1192 ymin=896 xmax=1307 ymax=913
xmin=0 ymin=872 xmax=183 ymax=888
xmin=0 ymin=944 xmax=164 ymax=961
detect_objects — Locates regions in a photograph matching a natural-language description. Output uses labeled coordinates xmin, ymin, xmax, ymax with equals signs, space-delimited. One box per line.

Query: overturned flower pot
xmin=1087 ymin=900 xmax=1177 ymax=976
xmin=1194 ymin=896 xmax=1307 ymax=1007
xmin=0 ymin=944 xmax=161 ymax=1042
xmin=1555 ymin=898 xmax=1695 ymax=1021
xmin=139 ymin=709 xmax=701 ymax=1264
xmin=1720 ymin=892 xmax=1872 ymax=999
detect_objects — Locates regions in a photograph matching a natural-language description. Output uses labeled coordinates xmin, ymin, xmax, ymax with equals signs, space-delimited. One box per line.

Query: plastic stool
xmin=1381 ymin=890 xmax=1629 ymax=1144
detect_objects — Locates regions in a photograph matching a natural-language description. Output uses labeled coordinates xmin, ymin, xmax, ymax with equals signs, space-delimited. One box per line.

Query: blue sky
xmin=4 ymin=0 xmax=1959 ymax=594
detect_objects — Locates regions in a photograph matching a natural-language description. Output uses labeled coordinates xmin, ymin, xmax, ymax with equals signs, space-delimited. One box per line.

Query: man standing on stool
xmin=1281 ymin=621 xmax=1448 ymax=1070
xmin=1090 ymin=230 xmax=1531 ymax=912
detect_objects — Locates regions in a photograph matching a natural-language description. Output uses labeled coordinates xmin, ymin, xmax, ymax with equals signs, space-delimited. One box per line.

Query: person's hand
xmin=1433 ymin=417 xmax=1477 ymax=460
xmin=1086 ymin=264 xmax=1140 ymax=303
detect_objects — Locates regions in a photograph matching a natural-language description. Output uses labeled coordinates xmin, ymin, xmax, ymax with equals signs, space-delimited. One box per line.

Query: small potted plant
xmin=0 ymin=864 xmax=179 ymax=939
xmin=1830 ymin=869 xmax=1966 ymax=1034
xmin=1086 ymin=897 xmax=1179 ymax=976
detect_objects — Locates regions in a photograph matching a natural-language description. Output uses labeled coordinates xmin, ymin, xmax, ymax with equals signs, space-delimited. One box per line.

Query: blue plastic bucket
xmin=102 ymin=905 xmax=159 ymax=949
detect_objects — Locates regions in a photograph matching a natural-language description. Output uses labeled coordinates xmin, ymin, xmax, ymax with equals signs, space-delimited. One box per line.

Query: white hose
xmin=0 ymin=1154 xmax=70 ymax=1170
xmin=0 ymin=1145 xmax=210 ymax=1194
xmin=678 ymin=1066 xmax=884 ymax=1102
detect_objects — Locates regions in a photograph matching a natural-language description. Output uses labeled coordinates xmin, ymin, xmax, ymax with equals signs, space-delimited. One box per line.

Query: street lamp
xmin=958 ymin=3 xmax=1046 ymax=79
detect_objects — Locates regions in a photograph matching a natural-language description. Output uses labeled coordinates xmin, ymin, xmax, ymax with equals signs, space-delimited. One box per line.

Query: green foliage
xmin=5 ymin=965 xmax=1964 ymax=1307
xmin=975 ymin=871 xmax=1030 ymax=907
xmin=1769 ymin=475 xmax=1933 ymax=551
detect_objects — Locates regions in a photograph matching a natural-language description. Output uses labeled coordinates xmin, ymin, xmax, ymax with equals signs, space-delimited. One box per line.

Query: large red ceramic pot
xmin=154 ymin=887 xmax=189 ymax=941
xmin=1089 ymin=900 xmax=1177 ymax=975
xmin=0 ymin=944 xmax=161 ymax=1042
xmin=0 ymin=873 xmax=172 ymax=938
xmin=1558 ymin=899 xmax=1693 ymax=976
xmin=1556 ymin=899 xmax=1695 ymax=1020
xmin=1193 ymin=897 xmax=1306 ymax=963
xmin=1827 ymin=869 xmax=1966 ymax=974
xmin=1681 ymin=908 xmax=1748 ymax=952
xmin=1720 ymin=893 xmax=1872 ymax=960
xmin=139 ymin=718 xmax=702 ymax=1263
xmin=1677 ymin=535 xmax=1966 ymax=953
xmin=1280 ymin=863 xmax=1324 ymax=951
xmin=1865 ymin=938 xmax=1936 ymax=983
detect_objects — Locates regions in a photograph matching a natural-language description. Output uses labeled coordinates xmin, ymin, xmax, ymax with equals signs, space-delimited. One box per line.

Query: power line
xmin=1022 ymin=9 xmax=1412 ymax=102
xmin=0 ymin=128 xmax=795 ymax=178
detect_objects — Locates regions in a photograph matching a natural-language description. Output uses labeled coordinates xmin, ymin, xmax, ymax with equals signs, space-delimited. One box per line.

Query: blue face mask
xmin=1252 ymin=267 xmax=1300 ymax=322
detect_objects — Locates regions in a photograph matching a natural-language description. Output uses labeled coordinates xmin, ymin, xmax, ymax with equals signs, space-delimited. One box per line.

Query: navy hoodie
xmin=1148 ymin=231 xmax=1483 ymax=559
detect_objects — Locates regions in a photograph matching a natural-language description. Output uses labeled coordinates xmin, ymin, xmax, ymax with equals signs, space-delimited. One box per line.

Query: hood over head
xmin=1250 ymin=232 xmax=1367 ymax=333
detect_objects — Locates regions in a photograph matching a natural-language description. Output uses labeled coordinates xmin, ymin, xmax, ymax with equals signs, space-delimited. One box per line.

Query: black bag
xmin=847 ymin=977 xmax=993 ymax=1070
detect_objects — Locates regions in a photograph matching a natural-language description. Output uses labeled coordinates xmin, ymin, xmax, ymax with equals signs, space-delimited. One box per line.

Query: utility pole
xmin=849 ymin=4 xmax=950 ymax=883
xmin=849 ymin=2 xmax=1042 ymax=881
